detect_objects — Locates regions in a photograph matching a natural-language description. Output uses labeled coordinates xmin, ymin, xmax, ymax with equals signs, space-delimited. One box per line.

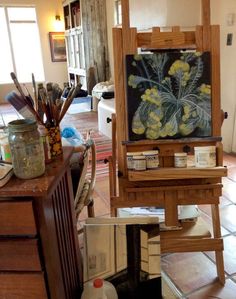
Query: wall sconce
xmin=54 ymin=14 xmax=64 ymax=31
xmin=55 ymin=15 xmax=61 ymax=21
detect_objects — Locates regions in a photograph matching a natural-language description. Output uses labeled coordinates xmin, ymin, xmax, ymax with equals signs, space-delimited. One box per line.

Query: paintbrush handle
xmin=32 ymin=73 xmax=38 ymax=111
xmin=10 ymin=72 xmax=27 ymax=101
xmin=58 ymin=84 xmax=82 ymax=123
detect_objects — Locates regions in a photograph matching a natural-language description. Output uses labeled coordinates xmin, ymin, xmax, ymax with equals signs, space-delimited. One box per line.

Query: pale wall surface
xmin=211 ymin=0 xmax=236 ymax=153
xmin=106 ymin=0 xmax=236 ymax=153
xmin=0 ymin=0 xmax=67 ymax=103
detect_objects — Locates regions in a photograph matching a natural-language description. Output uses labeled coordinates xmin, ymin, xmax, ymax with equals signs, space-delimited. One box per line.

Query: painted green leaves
xmin=126 ymin=52 xmax=211 ymax=140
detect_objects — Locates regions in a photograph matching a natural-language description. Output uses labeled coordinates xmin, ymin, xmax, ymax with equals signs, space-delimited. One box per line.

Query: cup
xmin=46 ymin=125 xmax=63 ymax=158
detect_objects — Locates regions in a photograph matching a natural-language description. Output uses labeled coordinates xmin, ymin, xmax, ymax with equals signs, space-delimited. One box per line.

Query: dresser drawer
xmin=0 ymin=201 xmax=37 ymax=235
xmin=0 ymin=273 xmax=47 ymax=299
xmin=0 ymin=239 xmax=41 ymax=271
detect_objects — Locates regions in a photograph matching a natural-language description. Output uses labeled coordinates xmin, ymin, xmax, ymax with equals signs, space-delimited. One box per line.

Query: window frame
xmin=0 ymin=5 xmax=45 ymax=84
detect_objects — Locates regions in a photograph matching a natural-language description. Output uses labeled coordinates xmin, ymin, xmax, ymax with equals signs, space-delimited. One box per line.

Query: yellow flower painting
xmin=126 ymin=52 xmax=211 ymax=140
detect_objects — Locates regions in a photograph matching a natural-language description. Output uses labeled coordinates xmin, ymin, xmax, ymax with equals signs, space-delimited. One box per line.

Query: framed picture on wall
xmin=49 ymin=32 xmax=66 ymax=62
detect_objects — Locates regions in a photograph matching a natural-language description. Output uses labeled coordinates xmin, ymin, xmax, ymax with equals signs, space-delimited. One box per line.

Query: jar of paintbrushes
xmin=6 ymin=72 xmax=82 ymax=161
xmin=37 ymin=82 xmax=82 ymax=159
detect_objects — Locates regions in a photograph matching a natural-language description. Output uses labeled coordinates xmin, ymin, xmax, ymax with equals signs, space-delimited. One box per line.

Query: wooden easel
xmin=110 ymin=0 xmax=227 ymax=284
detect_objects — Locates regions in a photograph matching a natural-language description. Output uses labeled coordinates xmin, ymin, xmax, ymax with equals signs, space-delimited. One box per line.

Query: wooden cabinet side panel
xmin=34 ymin=168 xmax=82 ymax=299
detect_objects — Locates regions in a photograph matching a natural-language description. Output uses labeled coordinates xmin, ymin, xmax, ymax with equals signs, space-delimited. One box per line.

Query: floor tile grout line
xmin=161 ymin=270 xmax=184 ymax=298
xmin=199 ymin=208 xmax=235 ymax=236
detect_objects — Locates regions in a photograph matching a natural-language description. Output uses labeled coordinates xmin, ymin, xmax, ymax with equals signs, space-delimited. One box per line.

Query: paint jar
xmin=133 ymin=155 xmax=146 ymax=171
xmin=126 ymin=152 xmax=143 ymax=170
xmin=194 ymin=146 xmax=216 ymax=168
xmin=143 ymin=150 xmax=159 ymax=169
xmin=174 ymin=152 xmax=187 ymax=168
xmin=8 ymin=119 xmax=45 ymax=179
xmin=46 ymin=125 xmax=63 ymax=159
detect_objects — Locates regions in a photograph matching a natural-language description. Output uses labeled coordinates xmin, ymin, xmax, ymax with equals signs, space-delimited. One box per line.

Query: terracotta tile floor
xmin=76 ymin=115 xmax=236 ymax=299
xmin=1 ymin=104 xmax=236 ymax=298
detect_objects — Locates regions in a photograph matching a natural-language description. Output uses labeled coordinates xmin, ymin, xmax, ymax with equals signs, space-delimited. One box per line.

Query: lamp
xmin=55 ymin=15 xmax=61 ymax=21
xmin=54 ymin=14 xmax=64 ymax=31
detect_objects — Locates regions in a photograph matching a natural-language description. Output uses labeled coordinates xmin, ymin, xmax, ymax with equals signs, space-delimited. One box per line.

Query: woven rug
xmin=89 ymin=130 xmax=112 ymax=179
xmin=62 ymin=111 xmax=112 ymax=179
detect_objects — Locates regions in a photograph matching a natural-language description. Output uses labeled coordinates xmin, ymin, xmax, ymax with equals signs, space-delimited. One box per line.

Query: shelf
xmin=160 ymin=217 xmax=211 ymax=240
xmin=122 ymin=136 xmax=222 ymax=146
xmin=128 ymin=166 xmax=227 ymax=181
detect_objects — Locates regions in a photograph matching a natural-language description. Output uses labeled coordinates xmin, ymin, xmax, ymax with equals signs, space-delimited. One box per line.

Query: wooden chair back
xmin=74 ymin=138 xmax=96 ymax=219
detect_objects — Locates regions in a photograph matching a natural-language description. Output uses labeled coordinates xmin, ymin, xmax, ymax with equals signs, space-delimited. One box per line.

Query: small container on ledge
xmin=174 ymin=152 xmax=187 ymax=168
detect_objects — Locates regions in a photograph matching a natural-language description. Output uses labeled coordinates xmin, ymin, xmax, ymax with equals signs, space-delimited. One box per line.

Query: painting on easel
xmin=126 ymin=52 xmax=211 ymax=141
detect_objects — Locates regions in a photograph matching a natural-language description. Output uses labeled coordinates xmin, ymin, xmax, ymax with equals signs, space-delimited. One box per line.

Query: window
xmin=115 ymin=0 xmax=122 ymax=26
xmin=0 ymin=6 xmax=45 ymax=84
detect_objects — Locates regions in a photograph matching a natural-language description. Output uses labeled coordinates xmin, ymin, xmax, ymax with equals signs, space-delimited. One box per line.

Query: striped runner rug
xmin=89 ymin=130 xmax=112 ymax=179
xmin=62 ymin=111 xmax=112 ymax=179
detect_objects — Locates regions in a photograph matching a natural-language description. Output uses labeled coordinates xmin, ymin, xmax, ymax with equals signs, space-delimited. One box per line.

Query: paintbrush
xmin=23 ymin=84 xmax=34 ymax=106
xmin=31 ymin=73 xmax=38 ymax=111
xmin=5 ymin=91 xmax=36 ymax=120
xmin=10 ymin=72 xmax=34 ymax=109
xmin=58 ymin=83 xmax=82 ymax=123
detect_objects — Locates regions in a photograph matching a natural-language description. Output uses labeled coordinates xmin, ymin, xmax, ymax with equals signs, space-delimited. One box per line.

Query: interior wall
xmin=211 ymin=0 xmax=236 ymax=153
xmin=0 ymin=0 xmax=67 ymax=104
xmin=129 ymin=0 xmax=201 ymax=29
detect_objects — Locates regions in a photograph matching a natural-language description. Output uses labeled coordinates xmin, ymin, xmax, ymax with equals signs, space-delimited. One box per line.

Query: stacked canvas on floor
xmin=83 ymin=217 xmax=162 ymax=299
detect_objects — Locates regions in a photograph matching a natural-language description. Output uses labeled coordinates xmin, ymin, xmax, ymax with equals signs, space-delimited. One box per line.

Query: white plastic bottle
xmin=81 ymin=278 xmax=118 ymax=299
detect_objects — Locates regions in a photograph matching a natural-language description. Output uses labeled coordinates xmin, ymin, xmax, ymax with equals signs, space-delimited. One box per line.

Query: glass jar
xmin=143 ymin=150 xmax=159 ymax=169
xmin=174 ymin=152 xmax=187 ymax=168
xmin=133 ymin=155 xmax=146 ymax=171
xmin=8 ymin=119 xmax=45 ymax=179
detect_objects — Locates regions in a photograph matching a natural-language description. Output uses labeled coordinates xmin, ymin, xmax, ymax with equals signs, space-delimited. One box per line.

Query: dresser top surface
xmin=0 ymin=147 xmax=73 ymax=198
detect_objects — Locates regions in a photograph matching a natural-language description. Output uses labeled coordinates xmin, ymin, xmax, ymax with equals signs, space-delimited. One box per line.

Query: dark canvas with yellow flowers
xmin=126 ymin=52 xmax=211 ymax=141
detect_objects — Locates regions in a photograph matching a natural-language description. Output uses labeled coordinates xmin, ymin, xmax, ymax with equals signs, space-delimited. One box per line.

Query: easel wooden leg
xmin=215 ymin=250 xmax=225 ymax=285
xmin=211 ymin=203 xmax=225 ymax=285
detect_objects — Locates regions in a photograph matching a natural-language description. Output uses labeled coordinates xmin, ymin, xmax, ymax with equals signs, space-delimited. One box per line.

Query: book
xmin=0 ymin=163 xmax=13 ymax=187
xmin=83 ymin=217 xmax=162 ymax=299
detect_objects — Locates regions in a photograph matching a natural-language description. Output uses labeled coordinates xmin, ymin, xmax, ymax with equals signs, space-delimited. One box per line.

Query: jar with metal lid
xmin=143 ymin=150 xmax=159 ymax=169
xmin=174 ymin=152 xmax=187 ymax=168
xmin=126 ymin=152 xmax=143 ymax=170
xmin=8 ymin=119 xmax=45 ymax=179
xmin=133 ymin=155 xmax=146 ymax=171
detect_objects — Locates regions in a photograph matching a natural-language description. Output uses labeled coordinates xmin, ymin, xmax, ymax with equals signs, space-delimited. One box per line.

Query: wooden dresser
xmin=0 ymin=147 xmax=82 ymax=299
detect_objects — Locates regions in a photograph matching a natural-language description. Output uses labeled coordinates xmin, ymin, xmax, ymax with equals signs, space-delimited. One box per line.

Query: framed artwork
xmin=126 ymin=52 xmax=211 ymax=141
xmin=49 ymin=32 xmax=66 ymax=62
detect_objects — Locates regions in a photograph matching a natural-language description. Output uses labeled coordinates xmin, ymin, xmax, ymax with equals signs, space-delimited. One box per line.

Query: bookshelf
xmin=63 ymin=0 xmax=110 ymax=92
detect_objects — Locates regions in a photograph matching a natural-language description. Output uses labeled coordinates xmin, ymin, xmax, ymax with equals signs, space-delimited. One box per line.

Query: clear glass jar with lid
xmin=8 ymin=119 xmax=45 ymax=179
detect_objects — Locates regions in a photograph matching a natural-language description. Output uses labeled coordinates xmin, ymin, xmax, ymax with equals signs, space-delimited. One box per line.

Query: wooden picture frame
xmin=49 ymin=32 xmax=66 ymax=62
